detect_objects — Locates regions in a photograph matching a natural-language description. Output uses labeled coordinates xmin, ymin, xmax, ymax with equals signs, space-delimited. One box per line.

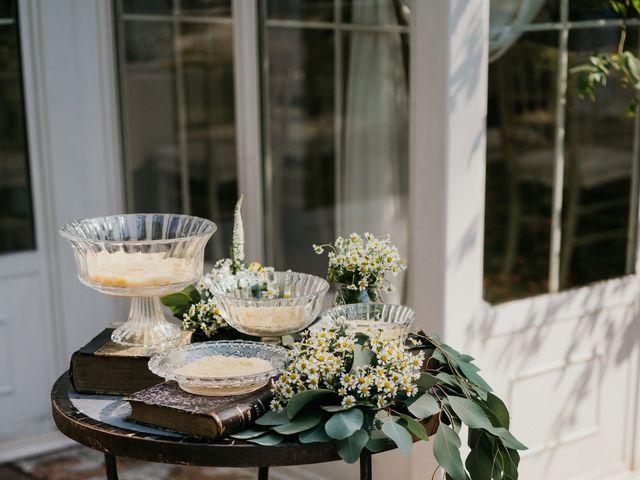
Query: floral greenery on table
xmin=233 ymin=322 xmax=525 ymax=480
xmin=313 ymin=233 xmax=407 ymax=304
xmin=162 ymin=196 xmax=271 ymax=338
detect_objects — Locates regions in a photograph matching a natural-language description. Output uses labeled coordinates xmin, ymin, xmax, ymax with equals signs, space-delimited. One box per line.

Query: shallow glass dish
xmin=208 ymin=271 xmax=330 ymax=340
xmin=318 ymin=303 xmax=416 ymax=340
xmin=59 ymin=213 xmax=216 ymax=349
xmin=148 ymin=341 xmax=288 ymax=396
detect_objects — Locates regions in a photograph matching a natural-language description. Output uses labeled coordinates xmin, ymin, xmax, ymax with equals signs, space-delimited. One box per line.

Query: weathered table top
xmin=51 ymin=372 xmax=347 ymax=468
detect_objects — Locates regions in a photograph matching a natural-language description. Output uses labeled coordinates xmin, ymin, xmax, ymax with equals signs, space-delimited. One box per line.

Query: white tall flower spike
xmin=232 ymin=195 xmax=245 ymax=269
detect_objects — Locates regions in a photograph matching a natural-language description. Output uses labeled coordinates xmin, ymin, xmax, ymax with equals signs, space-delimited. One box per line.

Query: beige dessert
xmin=86 ymin=250 xmax=193 ymax=288
xmin=175 ymin=355 xmax=272 ymax=378
xmin=231 ymin=305 xmax=309 ymax=335
xmin=348 ymin=321 xmax=407 ymax=341
xmin=175 ymin=355 xmax=273 ymax=396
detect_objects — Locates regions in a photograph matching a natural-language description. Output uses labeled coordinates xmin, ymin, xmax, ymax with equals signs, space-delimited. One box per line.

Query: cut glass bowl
xmin=60 ymin=213 xmax=216 ymax=349
xmin=318 ymin=303 xmax=416 ymax=340
xmin=208 ymin=271 xmax=330 ymax=340
xmin=148 ymin=341 xmax=288 ymax=396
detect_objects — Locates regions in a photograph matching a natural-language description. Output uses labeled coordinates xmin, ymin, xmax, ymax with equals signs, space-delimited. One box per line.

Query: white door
xmin=0 ymin=0 xmax=123 ymax=460
xmin=409 ymin=1 xmax=640 ymax=479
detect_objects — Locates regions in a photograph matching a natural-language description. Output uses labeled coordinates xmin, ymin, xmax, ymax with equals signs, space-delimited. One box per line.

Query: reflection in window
xmin=115 ymin=0 xmax=236 ymax=261
xmin=261 ymin=0 xmax=410 ymax=300
xmin=484 ymin=0 xmax=639 ymax=303
xmin=0 ymin=0 xmax=35 ymax=254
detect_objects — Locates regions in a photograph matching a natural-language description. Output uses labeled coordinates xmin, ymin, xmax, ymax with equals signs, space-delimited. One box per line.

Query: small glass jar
xmin=332 ymin=282 xmax=385 ymax=306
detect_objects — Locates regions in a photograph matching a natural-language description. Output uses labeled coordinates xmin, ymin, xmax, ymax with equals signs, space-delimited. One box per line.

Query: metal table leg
xmin=360 ymin=451 xmax=372 ymax=480
xmin=105 ymin=453 xmax=119 ymax=480
xmin=258 ymin=466 xmax=269 ymax=480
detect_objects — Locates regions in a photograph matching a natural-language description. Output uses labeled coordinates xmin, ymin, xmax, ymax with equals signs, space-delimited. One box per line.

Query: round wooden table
xmin=51 ymin=373 xmax=377 ymax=480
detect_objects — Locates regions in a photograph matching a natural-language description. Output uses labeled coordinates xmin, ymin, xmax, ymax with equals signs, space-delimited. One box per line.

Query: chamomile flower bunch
xmin=313 ymin=232 xmax=406 ymax=295
xmin=270 ymin=322 xmax=424 ymax=412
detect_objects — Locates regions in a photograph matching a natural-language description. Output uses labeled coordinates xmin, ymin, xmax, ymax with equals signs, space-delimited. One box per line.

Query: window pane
xmin=265 ymin=0 xmax=334 ymax=22
xmin=484 ymin=32 xmax=558 ymax=303
xmin=560 ymin=27 xmax=637 ymax=288
xmin=180 ymin=0 xmax=231 ymax=17
xmin=0 ymin=0 xmax=15 ymax=18
xmin=122 ymin=0 xmax=173 ymax=15
xmin=261 ymin=3 xmax=410 ymax=299
xmin=0 ymin=5 xmax=35 ymax=255
xmin=263 ymin=27 xmax=335 ymax=275
xmin=116 ymin=10 xmax=238 ymax=261
xmin=568 ymin=0 xmax=635 ymax=21
xmin=343 ymin=0 xmax=410 ymax=26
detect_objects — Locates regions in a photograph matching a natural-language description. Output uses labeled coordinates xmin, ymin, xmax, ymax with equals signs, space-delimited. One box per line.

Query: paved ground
xmin=0 ymin=446 xmax=266 ymax=480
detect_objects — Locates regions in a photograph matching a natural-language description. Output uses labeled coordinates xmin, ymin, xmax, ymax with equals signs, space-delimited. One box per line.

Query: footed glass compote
xmin=60 ymin=214 xmax=216 ymax=349
xmin=208 ymin=271 xmax=329 ymax=343
xmin=318 ymin=303 xmax=415 ymax=341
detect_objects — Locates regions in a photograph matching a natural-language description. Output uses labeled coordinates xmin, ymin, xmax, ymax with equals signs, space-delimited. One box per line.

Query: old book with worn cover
xmin=125 ymin=381 xmax=273 ymax=439
xmin=69 ymin=328 xmax=192 ymax=395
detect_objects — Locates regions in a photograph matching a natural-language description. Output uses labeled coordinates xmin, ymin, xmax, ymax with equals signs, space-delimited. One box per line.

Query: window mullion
xmin=172 ymin=0 xmax=191 ymax=215
xmin=629 ymin=32 xmax=640 ymax=274
xmin=548 ymin=0 xmax=569 ymax=293
xmin=232 ymin=0 xmax=265 ymax=262
xmin=334 ymin=0 xmax=343 ymax=237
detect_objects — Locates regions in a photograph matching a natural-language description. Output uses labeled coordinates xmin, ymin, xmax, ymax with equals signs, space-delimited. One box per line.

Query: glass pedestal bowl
xmin=60 ymin=213 xmax=216 ymax=350
xmin=317 ymin=303 xmax=416 ymax=341
xmin=148 ymin=341 xmax=287 ymax=396
xmin=208 ymin=271 xmax=330 ymax=342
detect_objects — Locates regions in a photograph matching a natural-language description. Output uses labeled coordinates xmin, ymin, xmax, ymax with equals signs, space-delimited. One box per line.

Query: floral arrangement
xmin=313 ymin=233 xmax=407 ymax=304
xmin=234 ymin=323 xmax=525 ymax=479
xmin=162 ymin=196 xmax=272 ymax=337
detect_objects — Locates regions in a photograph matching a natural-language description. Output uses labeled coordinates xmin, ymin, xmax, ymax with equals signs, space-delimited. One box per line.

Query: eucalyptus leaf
xmin=255 ymin=409 xmax=290 ymax=426
xmin=230 ymin=427 xmax=267 ymax=440
xmin=366 ymin=435 xmax=391 ymax=453
xmin=249 ymin=432 xmax=284 ymax=446
xmin=336 ymin=430 xmax=369 ymax=463
xmin=286 ymin=389 xmax=336 ymax=419
xmin=448 ymin=397 xmax=526 ymax=451
xmin=416 ymin=372 xmax=439 ymax=390
xmin=381 ymin=417 xmax=413 ymax=455
xmin=466 ymin=437 xmax=493 ymax=480
xmin=458 ymin=361 xmax=492 ymax=392
xmin=398 ymin=413 xmax=430 ymax=441
xmin=407 ymin=393 xmax=440 ymax=419
xmin=351 ymin=345 xmax=374 ymax=372
xmin=322 ymin=404 xmax=353 ymax=413
xmin=325 ymin=408 xmax=364 ymax=440
xmin=433 ymin=425 xmax=466 ymax=480
xmin=484 ymin=392 xmax=510 ymax=429
xmin=299 ymin=422 xmax=332 ymax=443
xmin=273 ymin=410 xmax=323 ymax=435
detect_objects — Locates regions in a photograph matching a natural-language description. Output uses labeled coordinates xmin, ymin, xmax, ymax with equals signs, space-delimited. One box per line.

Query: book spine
xmin=213 ymin=390 xmax=274 ymax=437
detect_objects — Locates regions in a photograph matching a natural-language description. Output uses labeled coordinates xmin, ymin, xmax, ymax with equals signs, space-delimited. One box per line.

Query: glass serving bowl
xmin=148 ymin=341 xmax=287 ymax=396
xmin=318 ymin=303 xmax=416 ymax=340
xmin=60 ymin=213 xmax=216 ymax=349
xmin=208 ymin=271 xmax=330 ymax=341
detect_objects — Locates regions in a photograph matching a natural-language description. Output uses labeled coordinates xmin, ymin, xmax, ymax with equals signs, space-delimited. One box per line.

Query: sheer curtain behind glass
xmin=341 ymin=0 xmax=408 ymax=302
xmin=262 ymin=0 xmax=409 ymax=300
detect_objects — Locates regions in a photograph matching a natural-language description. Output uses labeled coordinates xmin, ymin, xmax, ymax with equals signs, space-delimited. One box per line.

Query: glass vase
xmin=332 ymin=283 xmax=384 ymax=306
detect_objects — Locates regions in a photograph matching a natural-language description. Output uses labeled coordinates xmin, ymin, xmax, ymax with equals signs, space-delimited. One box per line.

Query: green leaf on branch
xmin=484 ymin=392 xmax=510 ymax=429
xmin=448 ymin=396 xmax=526 ymax=451
xmin=273 ymin=410 xmax=323 ymax=435
xmin=458 ymin=361 xmax=492 ymax=393
xmin=466 ymin=432 xmax=494 ymax=480
xmin=230 ymin=427 xmax=268 ymax=440
xmin=433 ymin=425 xmax=466 ymax=480
xmin=249 ymin=432 xmax=284 ymax=446
xmin=366 ymin=434 xmax=391 ymax=452
xmin=351 ymin=345 xmax=374 ymax=372
xmin=321 ymin=404 xmax=353 ymax=413
xmin=255 ymin=409 xmax=290 ymax=426
xmin=286 ymin=389 xmax=336 ymax=419
xmin=407 ymin=393 xmax=440 ymax=419
xmin=416 ymin=372 xmax=439 ymax=390
xmin=299 ymin=422 xmax=332 ymax=443
xmin=381 ymin=417 xmax=413 ymax=455
xmin=336 ymin=430 xmax=370 ymax=463
xmin=398 ymin=413 xmax=430 ymax=441
xmin=325 ymin=408 xmax=364 ymax=440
